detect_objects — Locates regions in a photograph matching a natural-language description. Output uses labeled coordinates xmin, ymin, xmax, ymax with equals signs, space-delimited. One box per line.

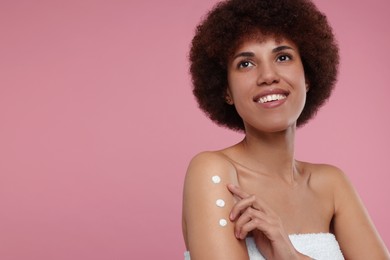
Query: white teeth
xmin=258 ymin=94 xmax=286 ymax=103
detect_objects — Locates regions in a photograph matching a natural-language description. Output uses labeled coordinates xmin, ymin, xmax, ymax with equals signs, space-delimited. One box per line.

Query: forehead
xmin=232 ymin=33 xmax=298 ymax=54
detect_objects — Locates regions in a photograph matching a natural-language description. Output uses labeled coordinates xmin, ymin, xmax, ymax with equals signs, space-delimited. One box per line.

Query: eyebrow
xmin=232 ymin=45 xmax=295 ymax=60
xmin=272 ymin=45 xmax=294 ymax=53
xmin=232 ymin=52 xmax=254 ymax=60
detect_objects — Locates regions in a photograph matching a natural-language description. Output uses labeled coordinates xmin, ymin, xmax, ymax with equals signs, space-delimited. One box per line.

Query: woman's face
xmin=226 ymin=35 xmax=307 ymax=133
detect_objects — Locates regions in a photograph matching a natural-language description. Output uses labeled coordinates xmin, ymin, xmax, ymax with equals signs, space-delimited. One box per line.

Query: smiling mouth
xmin=256 ymin=94 xmax=287 ymax=104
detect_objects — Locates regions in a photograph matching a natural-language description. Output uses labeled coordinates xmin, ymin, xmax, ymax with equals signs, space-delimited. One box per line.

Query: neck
xmin=239 ymin=125 xmax=298 ymax=184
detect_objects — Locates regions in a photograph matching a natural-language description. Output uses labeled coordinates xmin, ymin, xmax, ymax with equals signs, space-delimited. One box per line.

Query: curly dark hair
xmin=189 ymin=0 xmax=339 ymax=131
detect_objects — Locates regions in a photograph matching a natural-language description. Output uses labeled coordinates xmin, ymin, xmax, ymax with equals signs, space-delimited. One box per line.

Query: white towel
xmin=185 ymin=233 xmax=344 ymax=260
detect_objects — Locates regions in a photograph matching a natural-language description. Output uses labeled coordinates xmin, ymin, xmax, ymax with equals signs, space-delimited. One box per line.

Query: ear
xmin=225 ymin=88 xmax=234 ymax=105
xmin=305 ymin=78 xmax=310 ymax=92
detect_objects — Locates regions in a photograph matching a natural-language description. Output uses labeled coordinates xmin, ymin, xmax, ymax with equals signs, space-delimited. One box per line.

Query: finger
xmin=227 ymin=184 xmax=273 ymax=213
xmin=236 ymin=217 xmax=268 ymax=240
xmin=234 ymin=207 xmax=267 ymax=238
xmin=234 ymin=207 xmax=253 ymax=238
xmin=227 ymin=184 xmax=250 ymax=199
xmin=230 ymin=193 xmax=273 ymax=221
xmin=229 ymin=194 xmax=257 ymax=220
xmin=228 ymin=185 xmax=276 ymax=220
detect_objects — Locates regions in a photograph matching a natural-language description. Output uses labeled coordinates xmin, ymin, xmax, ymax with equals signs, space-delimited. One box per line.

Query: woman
xmin=182 ymin=0 xmax=389 ymax=259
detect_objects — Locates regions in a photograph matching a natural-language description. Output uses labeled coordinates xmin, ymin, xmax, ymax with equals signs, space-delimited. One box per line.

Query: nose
xmin=256 ymin=63 xmax=280 ymax=86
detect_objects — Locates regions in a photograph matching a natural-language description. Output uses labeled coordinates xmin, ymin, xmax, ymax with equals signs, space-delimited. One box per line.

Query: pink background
xmin=0 ymin=0 xmax=389 ymax=259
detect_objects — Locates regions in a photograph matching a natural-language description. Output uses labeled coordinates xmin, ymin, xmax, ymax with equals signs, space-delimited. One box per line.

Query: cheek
xmin=296 ymin=88 xmax=307 ymax=116
xmin=227 ymin=82 xmax=242 ymax=100
xmin=290 ymin=69 xmax=307 ymax=96
xmin=228 ymin=74 xmax=254 ymax=98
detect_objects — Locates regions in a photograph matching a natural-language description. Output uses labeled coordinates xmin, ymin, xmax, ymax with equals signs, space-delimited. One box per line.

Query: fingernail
xmin=229 ymin=212 xmax=234 ymax=220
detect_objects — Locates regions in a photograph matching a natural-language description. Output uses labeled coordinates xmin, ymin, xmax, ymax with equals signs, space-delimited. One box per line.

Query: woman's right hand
xmin=228 ymin=184 xmax=311 ymax=260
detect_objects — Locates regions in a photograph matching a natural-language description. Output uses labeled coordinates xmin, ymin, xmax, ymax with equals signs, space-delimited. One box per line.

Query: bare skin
xmin=182 ymin=36 xmax=389 ymax=259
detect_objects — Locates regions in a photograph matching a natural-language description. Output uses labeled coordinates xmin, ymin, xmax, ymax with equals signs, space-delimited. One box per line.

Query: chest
xmin=237 ymin=172 xmax=334 ymax=234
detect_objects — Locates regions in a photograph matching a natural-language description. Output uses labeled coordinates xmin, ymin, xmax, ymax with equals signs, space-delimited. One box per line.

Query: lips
xmin=253 ymin=89 xmax=290 ymax=104
xmin=257 ymin=94 xmax=287 ymax=103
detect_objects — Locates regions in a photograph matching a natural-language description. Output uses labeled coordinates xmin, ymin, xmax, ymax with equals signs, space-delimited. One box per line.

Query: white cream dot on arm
xmin=183 ymin=152 xmax=248 ymax=258
xmin=216 ymin=199 xmax=226 ymax=207
xmin=219 ymin=219 xmax=228 ymax=227
xmin=211 ymin=175 xmax=221 ymax=184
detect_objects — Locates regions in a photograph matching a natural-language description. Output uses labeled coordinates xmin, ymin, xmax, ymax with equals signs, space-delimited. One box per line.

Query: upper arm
xmin=330 ymin=167 xmax=389 ymax=259
xmin=182 ymin=152 xmax=249 ymax=260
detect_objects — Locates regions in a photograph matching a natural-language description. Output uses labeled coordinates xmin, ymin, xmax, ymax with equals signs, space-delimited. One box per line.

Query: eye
xmin=237 ymin=61 xmax=254 ymax=69
xmin=276 ymin=54 xmax=292 ymax=62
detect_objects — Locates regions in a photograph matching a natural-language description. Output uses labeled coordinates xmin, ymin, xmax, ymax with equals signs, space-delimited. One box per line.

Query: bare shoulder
xmin=184 ymin=151 xmax=239 ymax=186
xmin=303 ymin=162 xmax=345 ymax=176
xmin=183 ymin=151 xmax=248 ymax=259
xmin=301 ymin=162 xmax=351 ymax=191
xmin=299 ymin=162 xmax=353 ymax=213
xmin=303 ymin=162 xmax=390 ymax=258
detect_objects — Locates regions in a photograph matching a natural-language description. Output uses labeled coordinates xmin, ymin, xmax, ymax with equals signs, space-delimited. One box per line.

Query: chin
xmin=263 ymin=124 xmax=295 ymax=133
xmin=245 ymin=119 xmax=297 ymax=133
